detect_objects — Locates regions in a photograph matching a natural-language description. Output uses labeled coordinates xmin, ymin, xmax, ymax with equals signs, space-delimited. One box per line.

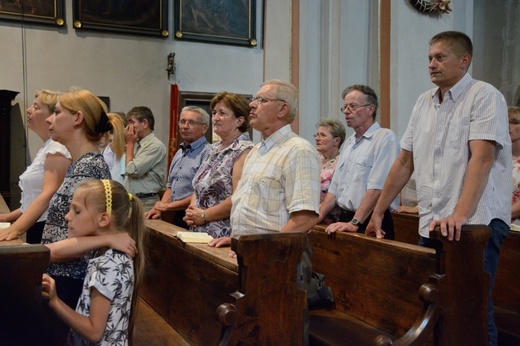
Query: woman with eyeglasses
xmin=315 ymin=119 xmax=345 ymax=224
xmin=184 ymin=91 xmax=253 ymax=239
xmin=315 ymin=119 xmax=346 ymax=201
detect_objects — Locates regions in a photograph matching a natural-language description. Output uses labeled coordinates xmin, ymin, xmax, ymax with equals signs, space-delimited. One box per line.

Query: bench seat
xmin=132 ymin=298 xmax=189 ymax=346
xmin=310 ymin=309 xmax=393 ymax=346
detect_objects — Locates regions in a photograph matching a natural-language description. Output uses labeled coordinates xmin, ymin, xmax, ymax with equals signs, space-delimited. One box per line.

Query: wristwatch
xmin=351 ymin=218 xmax=360 ymax=226
xmin=201 ymin=210 xmax=206 ymax=224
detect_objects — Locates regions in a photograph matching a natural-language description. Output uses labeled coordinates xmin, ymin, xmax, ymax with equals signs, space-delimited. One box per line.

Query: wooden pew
xmin=141 ymin=220 xmax=308 ymax=345
xmin=390 ymin=212 xmax=520 ymax=345
xmin=493 ymin=228 xmax=520 ymax=345
xmin=216 ymin=232 xmax=307 ymax=345
xmin=0 ymin=244 xmax=51 ymax=345
xmin=143 ymin=219 xmax=496 ymax=345
xmin=308 ymin=225 xmax=490 ymax=345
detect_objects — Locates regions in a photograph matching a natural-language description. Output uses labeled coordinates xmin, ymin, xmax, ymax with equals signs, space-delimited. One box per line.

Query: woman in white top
xmin=0 ymin=90 xmax=71 ymax=243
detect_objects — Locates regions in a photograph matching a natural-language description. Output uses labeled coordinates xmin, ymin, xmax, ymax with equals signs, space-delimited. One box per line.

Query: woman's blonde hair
xmin=75 ymin=179 xmax=147 ymax=337
xmin=106 ymin=112 xmax=127 ymax=160
xmin=35 ymin=89 xmax=60 ymax=114
xmin=508 ymin=106 xmax=520 ymax=118
xmin=58 ymin=88 xmax=109 ymax=143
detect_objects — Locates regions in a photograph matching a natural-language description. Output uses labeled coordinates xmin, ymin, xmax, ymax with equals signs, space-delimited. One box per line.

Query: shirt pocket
xmin=257 ymin=177 xmax=285 ymax=213
xmin=353 ymin=155 xmax=373 ymax=182
xmin=447 ymin=114 xmax=470 ymax=150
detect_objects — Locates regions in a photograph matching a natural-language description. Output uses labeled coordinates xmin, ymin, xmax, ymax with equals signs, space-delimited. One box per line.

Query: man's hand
xmin=428 ymin=213 xmax=468 ymax=241
xmin=153 ymin=201 xmax=171 ymax=213
xmin=365 ymin=214 xmax=386 ymax=239
xmin=145 ymin=208 xmax=161 ymax=219
xmin=124 ymin=124 xmax=138 ymax=144
xmin=325 ymin=222 xmax=359 ymax=234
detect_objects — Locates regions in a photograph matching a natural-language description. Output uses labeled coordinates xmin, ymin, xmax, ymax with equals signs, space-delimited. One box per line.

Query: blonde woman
xmin=0 ymin=90 xmax=71 ymax=243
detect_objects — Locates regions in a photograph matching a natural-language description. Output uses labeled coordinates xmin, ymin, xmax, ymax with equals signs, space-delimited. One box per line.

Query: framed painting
xmin=72 ymin=0 xmax=169 ymax=37
xmin=0 ymin=0 xmax=65 ymax=27
xmin=174 ymin=0 xmax=257 ymax=47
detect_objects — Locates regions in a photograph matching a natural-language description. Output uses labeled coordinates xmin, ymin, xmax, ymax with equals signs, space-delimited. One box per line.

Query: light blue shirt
xmin=167 ymin=136 xmax=211 ymax=202
xmin=329 ymin=122 xmax=400 ymax=211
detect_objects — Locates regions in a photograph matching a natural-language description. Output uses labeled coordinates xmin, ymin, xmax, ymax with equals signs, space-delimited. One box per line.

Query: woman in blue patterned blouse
xmin=41 ymin=88 xmax=114 ymax=313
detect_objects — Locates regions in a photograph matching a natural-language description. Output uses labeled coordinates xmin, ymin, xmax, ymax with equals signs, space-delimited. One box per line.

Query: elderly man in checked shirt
xmin=209 ymin=79 xmax=321 ymax=346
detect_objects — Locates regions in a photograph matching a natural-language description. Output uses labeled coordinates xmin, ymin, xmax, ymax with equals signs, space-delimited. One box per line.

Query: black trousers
xmin=338 ymin=209 xmax=395 ymax=240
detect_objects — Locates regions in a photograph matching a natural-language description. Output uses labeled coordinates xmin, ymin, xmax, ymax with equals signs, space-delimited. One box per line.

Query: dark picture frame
xmin=174 ymin=0 xmax=257 ymax=47
xmin=73 ymin=0 xmax=169 ymax=37
xmin=0 ymin=0 xmax=65 ymax=27
xmin=178 ymin=91 xmax=252 ymax=144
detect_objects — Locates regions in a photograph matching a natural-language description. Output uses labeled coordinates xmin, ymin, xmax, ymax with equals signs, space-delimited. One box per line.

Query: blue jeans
xmin=484 ymin=219 xmax=509 ymax=346
xmin=419 ymin=219 xmax=509 ymax=346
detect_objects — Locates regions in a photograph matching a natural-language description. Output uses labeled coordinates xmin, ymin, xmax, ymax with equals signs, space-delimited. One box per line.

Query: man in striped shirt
xmin=367 ymin=31 xmax=511 ymax=346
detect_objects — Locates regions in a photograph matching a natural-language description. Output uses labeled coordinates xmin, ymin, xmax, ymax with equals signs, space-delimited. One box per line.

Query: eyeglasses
xmin=340 ymin=103 xmax=372 ymax=112
xmin=251 ymin=96 xmax=286 ymax=105
xmin=314 ymin=133 xmax=331 ymax=139
xmin=178 ymin=119 xmax=206 ymax=126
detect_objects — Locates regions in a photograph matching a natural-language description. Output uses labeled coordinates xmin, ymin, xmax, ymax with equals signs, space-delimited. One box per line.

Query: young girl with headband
xmin=42 ymin=179 xmax=146 ymax=345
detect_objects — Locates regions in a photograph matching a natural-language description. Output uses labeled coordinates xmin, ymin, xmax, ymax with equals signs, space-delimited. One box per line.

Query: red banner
xmin=168 ymin=83 xmax=179 ymax=166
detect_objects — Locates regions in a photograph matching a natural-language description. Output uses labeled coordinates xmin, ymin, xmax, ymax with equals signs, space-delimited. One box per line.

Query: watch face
xmin=351 ymin=218 xmax=359 ymax=226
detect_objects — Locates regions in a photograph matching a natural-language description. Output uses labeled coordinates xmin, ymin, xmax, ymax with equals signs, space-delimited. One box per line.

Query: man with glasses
xmin=146 ymin=106 xmax=211 ymax=228
xmin=124 ymin=106 xmax=167 ymax=211
xmin=318 ymin=84 xmax=399 ymax=239
xmin=218 ymin=79 xmax=320 ymax=345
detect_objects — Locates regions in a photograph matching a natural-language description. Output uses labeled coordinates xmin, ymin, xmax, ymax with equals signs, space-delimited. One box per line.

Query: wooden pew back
xmin=0 ymin=245 xmax=50 ymax=345
xmin=309 ymin=225 xmax=490 ymax=345
xmin=218 ymin=232 xmax=307 ymax=346
xmin=494 ymin=228 xmax=520 ymax=312
xmin=392 ymin=212 xmax=520 ymax=344
xmin=143 ymin=221 xmax=309 ymax=345
xmin=141 ymin=220 xmax=238 ymax=345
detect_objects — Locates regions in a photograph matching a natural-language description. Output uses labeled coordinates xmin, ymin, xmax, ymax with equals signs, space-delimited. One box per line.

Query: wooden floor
xmin=132 ymin=298 xmax=190 ymax=346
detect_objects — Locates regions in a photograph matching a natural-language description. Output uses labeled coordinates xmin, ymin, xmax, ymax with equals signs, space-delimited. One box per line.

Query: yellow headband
xmin=101 ymin=179 xmax=112 ymax=216
xmin=128 ymin=193 xmax=133 ymax=202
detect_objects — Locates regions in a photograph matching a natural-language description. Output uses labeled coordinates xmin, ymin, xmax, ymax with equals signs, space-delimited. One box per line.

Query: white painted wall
xmin=3 ymin=0 xmax=518 ymax=207
xmin=1 ymin=0 xmax=264 ymax=206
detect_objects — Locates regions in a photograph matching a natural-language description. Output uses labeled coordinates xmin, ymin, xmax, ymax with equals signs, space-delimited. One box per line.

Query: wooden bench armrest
xmin=374 ymin=225 xmax=490 ymax=346
xmin=374 ymin=283 xmax=439 ymax=346
xmin=218 ymin=232 xmax=307 ymax=345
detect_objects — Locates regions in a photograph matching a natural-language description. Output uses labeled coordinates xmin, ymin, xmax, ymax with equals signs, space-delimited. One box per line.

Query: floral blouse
xmin=512 ymin=158 xmax=520 ymax=225
xmin=191 ymin=132 xmax=253 ymax=238
xmin=320 ymin=156 xmax=338 ymax=203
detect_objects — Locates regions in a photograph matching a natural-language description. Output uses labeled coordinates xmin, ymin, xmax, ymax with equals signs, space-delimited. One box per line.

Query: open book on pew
xmin=176 ymin=231 xmax=213 ymax=243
